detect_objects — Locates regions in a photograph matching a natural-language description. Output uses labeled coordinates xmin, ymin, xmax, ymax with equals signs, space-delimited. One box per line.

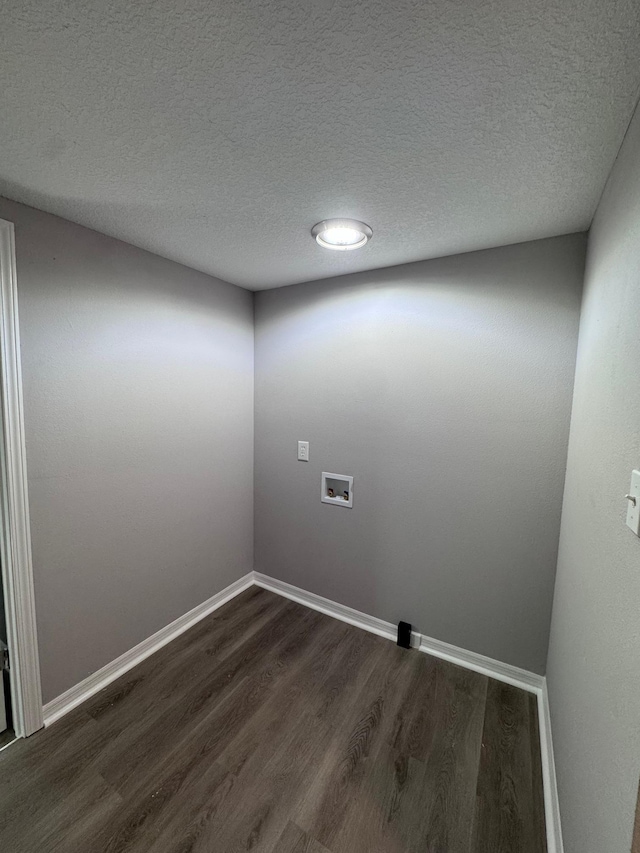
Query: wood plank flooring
xmin=0 ymin=587 xmax=547 ymax=852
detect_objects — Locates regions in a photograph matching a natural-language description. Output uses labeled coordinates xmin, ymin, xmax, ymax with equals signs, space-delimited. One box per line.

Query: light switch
xmin=297 ymin=441 xmax=309 ymax=462
xmin=625 ymin=470 xmax=640 ymax=536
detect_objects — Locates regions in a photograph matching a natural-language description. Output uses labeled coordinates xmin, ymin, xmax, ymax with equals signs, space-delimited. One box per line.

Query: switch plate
xmin=297 ymin=441 xmax=309 ymax=462
xmin=626 ymin=470 xmax=640 ymax=536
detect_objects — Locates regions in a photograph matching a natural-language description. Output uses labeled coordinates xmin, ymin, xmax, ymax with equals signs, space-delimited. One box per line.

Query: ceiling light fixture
xmin=311 ymin=219 xmax=373 ymax=251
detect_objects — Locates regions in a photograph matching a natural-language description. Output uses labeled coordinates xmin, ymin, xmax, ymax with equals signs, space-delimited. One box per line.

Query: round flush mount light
xmin=311 ymin=218 xmax=373 ymax=251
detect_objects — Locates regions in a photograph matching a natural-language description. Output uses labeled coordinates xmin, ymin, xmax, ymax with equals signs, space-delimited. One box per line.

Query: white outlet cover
xmin=297 ymin=440 xmax=309 ymax=461
xmin=626 ymin=470 xmax=640 ymax=536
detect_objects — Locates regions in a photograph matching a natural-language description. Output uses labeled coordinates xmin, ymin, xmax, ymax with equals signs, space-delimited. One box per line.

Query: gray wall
xmin=254 ymin=235 xmax=585 ymax=673
xmin=546 ymin=103 xmax=640 ymax=853
xmin=0 ymin=197 xmax=254 ymax=705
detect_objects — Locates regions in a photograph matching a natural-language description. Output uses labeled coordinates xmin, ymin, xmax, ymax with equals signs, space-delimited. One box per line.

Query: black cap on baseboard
xmin=397 ymin=621 xmax=412 ymax=649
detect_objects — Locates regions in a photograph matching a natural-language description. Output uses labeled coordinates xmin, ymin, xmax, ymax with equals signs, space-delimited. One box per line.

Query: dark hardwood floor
xmin=0 ymin=587 xmax=547 ymax=852
xmin=0 ymin=728 xmax=15 ymax=751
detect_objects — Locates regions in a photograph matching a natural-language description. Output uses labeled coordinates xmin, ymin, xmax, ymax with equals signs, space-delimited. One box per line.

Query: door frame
xmin=0 ymin=218 xmax=43 ymax=737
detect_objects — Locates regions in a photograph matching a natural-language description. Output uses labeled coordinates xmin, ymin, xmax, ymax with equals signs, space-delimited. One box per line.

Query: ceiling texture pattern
xmin=1 ymin=0 xmax=640 ymax=290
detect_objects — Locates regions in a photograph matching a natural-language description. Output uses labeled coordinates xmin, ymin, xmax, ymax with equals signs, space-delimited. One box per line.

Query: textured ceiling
xmin=1 ymin=0 xmax=639 ymax=290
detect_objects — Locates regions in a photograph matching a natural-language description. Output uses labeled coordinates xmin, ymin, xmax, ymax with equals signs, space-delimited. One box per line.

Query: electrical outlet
xmin=297 ymin=441 xmax=309 ymax=462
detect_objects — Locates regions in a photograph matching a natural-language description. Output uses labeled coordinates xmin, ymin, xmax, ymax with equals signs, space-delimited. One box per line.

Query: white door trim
xmin=0 ymin=219 xmax=43 ymax=737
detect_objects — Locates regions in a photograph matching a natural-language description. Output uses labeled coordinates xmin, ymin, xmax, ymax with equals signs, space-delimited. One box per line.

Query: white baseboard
xmin=253 ymin=571 xmax=561 ymax=853
xmin=253 ymin=571 xmax=421 ymax=648
xmin=417 ymin=634 xmax=543 ymax=693
xmin=537 ymin=682 xmax=564 ymax=853
xmin=41 ymin=568 xmax=563 ymax=853
xmin=253 ymin=571 xmax=542 ymax=693
xmin=42 ymin=572 xmax=254 ymax=727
